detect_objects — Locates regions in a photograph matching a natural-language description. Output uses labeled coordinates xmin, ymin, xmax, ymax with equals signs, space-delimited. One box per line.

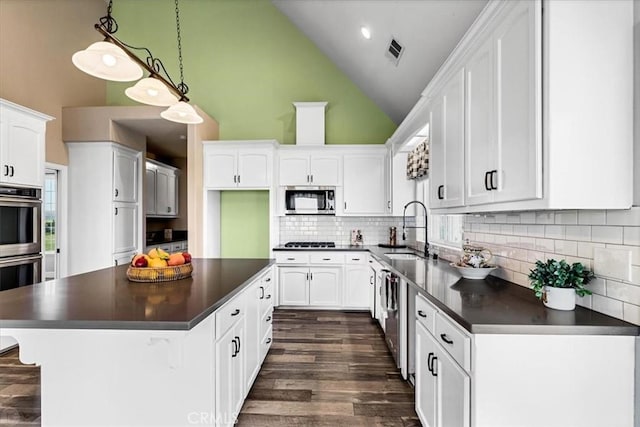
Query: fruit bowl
xmin=450 ymin=263 xmax=497 ymax=280
xmin=127 ymin=263 xmax=193 ymax=283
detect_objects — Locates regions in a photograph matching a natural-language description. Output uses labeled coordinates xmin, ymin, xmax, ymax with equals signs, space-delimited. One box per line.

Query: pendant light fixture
xmin=72 ymin=0 xmax=202 ymax=125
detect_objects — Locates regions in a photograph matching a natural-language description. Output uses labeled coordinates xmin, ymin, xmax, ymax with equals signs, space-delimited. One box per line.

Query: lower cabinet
xmin=244 ymin=270 xmax=274 ymax=393
xmin=215 ymin=315 xmax=244 ymax=427
xmin=343 ymin=262 xmax=370 ymax=308
xmin=279 ymin=266 xmax=341 ymax=307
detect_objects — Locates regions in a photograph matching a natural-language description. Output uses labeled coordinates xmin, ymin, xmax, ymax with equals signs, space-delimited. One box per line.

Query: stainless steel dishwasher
xmin=382 ymin=270 xmax=400 ymax=368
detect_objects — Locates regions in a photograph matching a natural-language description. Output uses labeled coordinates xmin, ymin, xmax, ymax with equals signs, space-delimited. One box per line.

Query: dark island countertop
xmin=275 ymin=244 xmax=639 ymax=336
xmin=0 ymin=258 xmax=273 ymax=331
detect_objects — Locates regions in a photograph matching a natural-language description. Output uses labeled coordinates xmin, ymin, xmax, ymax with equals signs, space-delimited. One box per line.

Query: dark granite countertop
xmin=145 ymin=230 xmax=188 ymax=246
xmin=0 ymin=258 xmax=273 ymax=331
xmin=274 ymin=244 xmax=639 ymax=336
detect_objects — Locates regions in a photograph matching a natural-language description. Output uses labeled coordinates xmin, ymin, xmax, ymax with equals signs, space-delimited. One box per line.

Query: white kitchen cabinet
xmin=428 ymin=68 xmax=465 ymax=209
xmin=155 ymin=166 xmax=178 ymax=216
xmin=279 ymin=265 xmax=342 ymax=307
xmin=343 ymin=255 xmax=370 ymax=308
xmin=113 ymin=149 xmax=138 ymax=203
xmin=279 ymin=150 xmax=341 ymax=186
xmin=145 ymin=168 xmax=156 ymax=215
xmin=67 ymin=143 xmax=142 ymax=275
xmin=308 ymin=267 xmax=341 ymax=306
xmin=203 ymin=141 xmax=274 ymax=189
xmin=415 ymin=295 xmax=470 ymax=427
xmin=215 ymin=319 xmax=244 ymax=427
xmin=0 ymin=99 xmax=52 ymax=188
xmin=465 ymin=0 xmax=541 ymax=206
xmin=390 ymin=151 xmax=416 ymax=216
xmin=343 ymin=152 xmax=388 ymax=215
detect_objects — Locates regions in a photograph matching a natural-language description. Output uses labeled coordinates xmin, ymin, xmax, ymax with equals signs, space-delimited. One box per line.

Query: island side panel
xmin=472 ymin=334 xmax=636 ymax=427
xmin=4 ymin=316 xmax=216 ymax=426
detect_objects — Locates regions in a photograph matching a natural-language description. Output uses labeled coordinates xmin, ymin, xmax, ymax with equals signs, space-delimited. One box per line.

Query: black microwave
xmin=284 ymin=187 xmax=335 ymax=215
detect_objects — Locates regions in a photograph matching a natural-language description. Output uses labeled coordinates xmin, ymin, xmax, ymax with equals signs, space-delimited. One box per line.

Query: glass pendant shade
xmin=72 ymin=41 xmax=143 ymax=82
xmin=125 ymin=77 xmax=179 ymax=106
xmin=160 ymin=101 xmax=204 ymax=124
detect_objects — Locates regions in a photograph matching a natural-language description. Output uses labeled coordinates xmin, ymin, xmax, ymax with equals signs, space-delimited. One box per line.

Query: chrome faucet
xmin=402 ymin=200 xmax=429 ymax=257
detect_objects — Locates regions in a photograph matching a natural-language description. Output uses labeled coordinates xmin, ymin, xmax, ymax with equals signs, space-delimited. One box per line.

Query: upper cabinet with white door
xmin=0 ymin=99 xmax=52 ymax=188
xmin=203 ymin=140 xmax=275 ymax=189
xmin=278 ymin=148 xmax=341 ymax=186
xmin=342 ymin=147 xmax=388 ymax=215
xmin=393 ymin=0 xmax=633 ymax=212
xmin=146 ymin=159 xmax=179 ymax=217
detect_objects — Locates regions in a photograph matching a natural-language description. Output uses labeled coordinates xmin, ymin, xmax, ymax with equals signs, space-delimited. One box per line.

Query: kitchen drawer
xmin=275 ymin=252 xmax=309 ymax=264
xmin=415 ymin=293 xmax=437 ymax=334
xmin=170 ymin=242 xmax=184 ymax=253
xmin=259 ymin=281 xmax=273 ymax=316
xmin=309 ymin=252 xmax=345 ymax=264
xmin=345 ymin=253 xmax=368 ymax=265
xmin=435 ymin=312 xmax=471 ymax=371
xmin=260 ymin=307 xmax=273 ymax=338
xmin=260 ymin=325 xmax=273 ymax=362
xmin=215 ymin=296 xmax=245 ymax=338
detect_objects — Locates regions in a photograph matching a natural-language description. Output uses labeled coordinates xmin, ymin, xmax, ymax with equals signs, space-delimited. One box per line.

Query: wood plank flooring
xmin=237 ymin=309 xmax=419 ymax=426
xmin=0 ymin=309 xmax=418 ymax=426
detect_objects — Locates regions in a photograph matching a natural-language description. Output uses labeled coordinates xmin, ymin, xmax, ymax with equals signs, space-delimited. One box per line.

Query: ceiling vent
xmin=386 ymin=37 xmax=404 ymax=65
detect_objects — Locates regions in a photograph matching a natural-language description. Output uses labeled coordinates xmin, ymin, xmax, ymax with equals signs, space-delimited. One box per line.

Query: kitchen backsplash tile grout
xmin=464 ymin=207 xmax=640 ymax=326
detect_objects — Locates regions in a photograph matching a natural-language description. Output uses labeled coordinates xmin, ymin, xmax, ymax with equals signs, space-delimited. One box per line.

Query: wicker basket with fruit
xmin=126 ymin=248 xmax=193 ymax=283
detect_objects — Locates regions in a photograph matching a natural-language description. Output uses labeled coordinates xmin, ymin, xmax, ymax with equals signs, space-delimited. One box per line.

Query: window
xmin=429 ymin=214 xmax=463 ymax=250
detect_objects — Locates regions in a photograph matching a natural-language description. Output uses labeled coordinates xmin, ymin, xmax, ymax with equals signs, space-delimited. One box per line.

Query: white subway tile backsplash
xmin=554 ymin=210 xmax=578 ymax=225
xmin=623 ymin=227 xmax=640 ymax=246
xmin=534 ymin=238 xmax=555 ymax=252
xmin=512 ymin=272 xmax=529 ymax=286
xmin=605 ymin=244 xmax=640 ymax=266
xmin=527 ymin=250 xmax=546 ymax=264
xmin=578 ymin=210 xmax=607 ymax=225
xmin=577 ymin=241 xmax=605 ymax=259
xmin=535 ymin=212 xmax=555 ymax=224
xmin=513 ymin=225 xmax=528 ymax=236
xmin=506 ymin=214 xmax=521 ymax=224
xmin=544 ymin=225 xmax=565 ymax=239
xmin=588 ymin=277 xmax=606 ymax=295
xmin=500 ymin=224 xmax=514 ymax=235
xmin=554 ymin=240 xmax=577 ymax=257
xmin=519 ymin=237 xmax=535 ymax=249
xmin=593 ymin=247 xmax=632 ymax=281
xmin=520 ymin=212 xmax=536 ymax=224
xmin=622 ymin=303 xmax=640 ymax=325
xmin=591 ymin=226 xmax=624 ymax=244
xmin=565 ymin=226 xmax=591 ymax=242
xmin=605 ymin=208 xmax=640 ymax=226
xmin=494 ymin=213 xmax=507 ymax=223
xmin=527 ymin=225 xmax=545 ymax=238
xmin=605 ymin=279 xmax=640 ymax=305
xmin=576 ymin=294 xmax=592 ymax=309
xmin=592 ymin=294 xmax=624 ymax=319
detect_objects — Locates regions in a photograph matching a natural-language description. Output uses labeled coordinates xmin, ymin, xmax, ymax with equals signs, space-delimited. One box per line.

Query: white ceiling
xmin=272 ymin=0 xmax=488 ymax=124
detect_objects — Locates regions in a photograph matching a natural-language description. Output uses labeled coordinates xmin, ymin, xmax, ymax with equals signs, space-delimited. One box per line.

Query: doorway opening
xmin=43 ymin=164 xmax=67 ymax=280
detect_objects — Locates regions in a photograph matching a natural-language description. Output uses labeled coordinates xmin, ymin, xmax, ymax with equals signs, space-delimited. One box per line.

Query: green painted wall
xmin=220 ymin=191 xmax=269 ymax=258
xmin=105 ymin=0 xmax=397 ymax=257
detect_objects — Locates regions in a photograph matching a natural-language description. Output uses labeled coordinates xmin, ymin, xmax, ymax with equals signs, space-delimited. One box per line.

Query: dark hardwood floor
xmin=0 ymin=309 xmax=418 ymax=426
xmin=237 ymin=310 xmax=419 ymax=426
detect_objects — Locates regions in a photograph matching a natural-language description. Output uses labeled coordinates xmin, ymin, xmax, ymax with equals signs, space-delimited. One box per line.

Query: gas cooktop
xmin=284 ymin=241 xmax=336 ymax=248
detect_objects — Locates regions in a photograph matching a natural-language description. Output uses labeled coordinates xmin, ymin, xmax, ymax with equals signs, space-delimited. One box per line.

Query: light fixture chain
xmin=175 ymin=0 xmax=184 ymax=86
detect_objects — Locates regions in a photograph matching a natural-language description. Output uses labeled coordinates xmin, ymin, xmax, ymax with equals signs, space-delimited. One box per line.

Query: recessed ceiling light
xmin=360 ymin=26 xmax=371 ymax=40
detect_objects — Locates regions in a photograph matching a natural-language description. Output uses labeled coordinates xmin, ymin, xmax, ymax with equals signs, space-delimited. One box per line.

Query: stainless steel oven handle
xmin=0 ymin=197 xmax=42 ymax=206
xmin=0 ymin=254 xmax=42 ymax=266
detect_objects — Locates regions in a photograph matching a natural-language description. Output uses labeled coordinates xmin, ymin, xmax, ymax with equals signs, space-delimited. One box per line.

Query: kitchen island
xmin=0 ymin=258 xmax=274 ymax=426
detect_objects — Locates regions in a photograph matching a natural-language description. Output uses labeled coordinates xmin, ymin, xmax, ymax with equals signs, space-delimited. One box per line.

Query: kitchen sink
xmin=384 ymin=252 xmax=423 ymax=260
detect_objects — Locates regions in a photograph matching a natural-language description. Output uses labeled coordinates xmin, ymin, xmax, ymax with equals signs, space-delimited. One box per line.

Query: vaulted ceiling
xmin=272 ymin=0 xmax=488 ymax=124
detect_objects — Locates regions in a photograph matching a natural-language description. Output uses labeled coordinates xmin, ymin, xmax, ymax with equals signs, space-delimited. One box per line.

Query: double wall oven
xmin=0 ymin=186 xmax=42 ymax=291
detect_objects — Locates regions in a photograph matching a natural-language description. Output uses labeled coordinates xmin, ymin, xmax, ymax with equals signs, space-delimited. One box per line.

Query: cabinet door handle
xmin=490 ymin=170 xmax=498 ymax=190
xmin=231 ymin=308 xmax=240 ymax=316
xmin=266 ymin=338 xmax=272 ymax=344
xmin=9 ymin=166 xmax=14 ymax=177
xmin=231 ymin=338 xmax=238 ymax=357
xmin=310 ymin=272 xmax=313 ymax=280
xmin=233 ymin=175 xmax=237 ymax=183
xmin=432 ymin=356 xmax=438 ymax=376
xmin=167 ymin=207 xmax=171 ymax=213
xmin=235 ymin=336 xmax=241 ymax=353
xmin=437 ymin=185 xmax=444 ymax=200
xmin=306 ymin=174 xmax=310 ymax=183
xmin=427 ymin=352 xmax=434 ymax=373
xmin=417 ymin=310 xmax=427 ymax=318
xmin=306 ymin=272 xmax=309 ymax=281
xmin=344 ymin=202 xmax=347 ymax=210
xmin=310 ymin=174 xmax=314 ymax=183
xmin=237 ymin=175 xmax=240 ymax=184
xmin=115 ymin=188 xmax=119 ymax=198
xmin=3 ymin=165 xmax=8 ymax=176
xmin=370 ymin=276 xmax=373 ymax=285
xmin=259 ymin=286 xmax=265 ymax=299
xmin=266 ymin=316 xmax=271 ymax=322
xmin=484 ymin=171 xmax=491 ymax=191
xmin=440 ymin=333 xmax=454 ymax=345
xmin=114 ymin=207 xmax=118 ymax=215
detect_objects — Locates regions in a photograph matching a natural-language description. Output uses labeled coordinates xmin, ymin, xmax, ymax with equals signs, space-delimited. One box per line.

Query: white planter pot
xmin=543 ymin=286 xmax=576 ymax=310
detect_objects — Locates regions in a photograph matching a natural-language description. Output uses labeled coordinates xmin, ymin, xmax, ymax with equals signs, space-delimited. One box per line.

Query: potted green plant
xmin=528 ymin=259 xmax=595 ymax=310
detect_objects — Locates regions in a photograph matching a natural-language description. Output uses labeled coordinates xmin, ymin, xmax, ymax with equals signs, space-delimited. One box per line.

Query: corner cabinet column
xmin=67 ymin=142 xmax=142 ymax=274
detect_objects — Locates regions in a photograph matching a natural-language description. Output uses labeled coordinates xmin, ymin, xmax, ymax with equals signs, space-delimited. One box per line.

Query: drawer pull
xmin=287 ymin=257 xmax=295 ymax=261
xmin=322 ymin=258 xmax=331 ymax=261
xmin=265 ymin=277 xmax=271 ymax=282
xmin=266 ymin=338 xmax=272 ymax=344
xmin=231 ymin=309 xmax=240 ymax=316
xmin=266 ymin=316 xmax=272 ymax=322
xmin=417 ymin=310 xmax=427 ymax=318
xmin=352 ymin=258 xmax=360 ymax=261
xmin=266 ymin=294 xmax=272 ymax=300
xmin=440 ymin=333 xmax=453 ymax=345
